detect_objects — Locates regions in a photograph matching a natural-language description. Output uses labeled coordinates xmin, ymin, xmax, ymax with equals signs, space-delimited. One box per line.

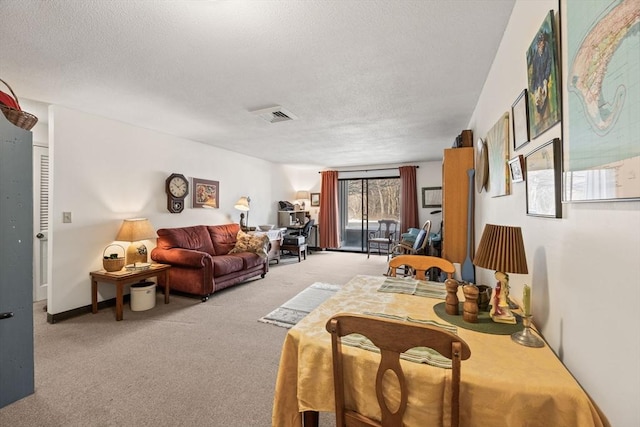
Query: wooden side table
xmin=280 ymin=243 xmax=308 ymax=262
xmin=90 ymin=263 xmax=171 ymax=321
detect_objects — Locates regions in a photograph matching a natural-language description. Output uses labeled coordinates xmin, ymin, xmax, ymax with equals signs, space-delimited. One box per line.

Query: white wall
xmin=469 ymin=1 xmax=640 ymax=425
xmin=48 ymin=105 xmax=291 ymax=314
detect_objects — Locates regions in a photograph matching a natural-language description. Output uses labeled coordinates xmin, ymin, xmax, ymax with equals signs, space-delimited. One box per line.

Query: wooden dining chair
xmin=325 ymin=313 xmax=471 ymax=427
xmin=387 ymin=254 xmax=456 ymax=281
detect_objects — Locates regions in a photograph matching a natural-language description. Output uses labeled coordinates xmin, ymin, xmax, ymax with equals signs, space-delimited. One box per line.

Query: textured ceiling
xmin=0 ymin=0 xmax=515 ymax=167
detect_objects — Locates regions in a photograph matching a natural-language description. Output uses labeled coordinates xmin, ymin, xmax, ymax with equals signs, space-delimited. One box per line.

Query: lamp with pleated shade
xmin=473 ymin=224 xmax=528 ymax=324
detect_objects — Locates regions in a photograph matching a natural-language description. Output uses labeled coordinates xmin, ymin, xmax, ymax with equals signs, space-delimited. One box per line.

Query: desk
xmin=286 ymin=223 xmax=319 ymax=250
xmin=281 ymin=243 xmax=308 ymax=262
xmin=90 ymin=264 xmax=171 ymax=321
xmin=272 ymin=275 xmax=605 ymax=427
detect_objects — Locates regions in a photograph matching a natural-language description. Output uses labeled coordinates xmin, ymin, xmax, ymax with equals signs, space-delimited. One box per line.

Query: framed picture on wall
xmin=192 ymin=178 xmax=219 ymax=209
xmin=511 ymin=89 xmax=530 ymax=150
xmin=486 ymin=112 xmax=510 ymax=197
xmin=526 ymin=10 xmax=561 ymax=140
xmin=509 ymin=155 xmax=525 ymax=183
xmin=310 ymin=192 xmax=320 ymax=207
xmin=525 ymin=138 xmax=562 ymax=218
xmin=421 ymin=187 xmax=442 ymax=208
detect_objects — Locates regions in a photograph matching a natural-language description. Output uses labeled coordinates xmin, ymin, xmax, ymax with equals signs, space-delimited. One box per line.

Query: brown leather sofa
xmin=150 ymin=223 xmax=268 ymax=301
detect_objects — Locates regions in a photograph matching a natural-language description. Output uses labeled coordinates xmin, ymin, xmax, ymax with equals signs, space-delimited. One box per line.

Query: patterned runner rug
xmin=258 ymin=282 xmax=340 ymax=328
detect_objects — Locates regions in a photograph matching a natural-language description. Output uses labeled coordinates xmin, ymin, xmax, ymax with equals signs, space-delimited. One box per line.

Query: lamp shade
xmin=115 ymin=218 xmax=156 ymax=242
xmin=473 ymin=224 xmax=528 ymax=274
xmin=295 ymin=191 xmax=310 ymax=200
xmin=234 ymin=196 xmax=251 ymax=211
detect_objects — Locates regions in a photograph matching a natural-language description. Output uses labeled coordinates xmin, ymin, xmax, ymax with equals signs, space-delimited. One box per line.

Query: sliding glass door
xmin=338 ymin=177 xmax=400 ymax=252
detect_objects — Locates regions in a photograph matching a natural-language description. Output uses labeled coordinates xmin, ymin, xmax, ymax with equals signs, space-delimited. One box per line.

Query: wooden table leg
xmin=115 ymin=283 xmax=124 ymax=321
xmin=91 ymin=279 xmax=98 ymax=314
xmin=163 ymin=271 xmax=170 ymax=304
xmin=303 ymin=411 xmax=319 ymax=427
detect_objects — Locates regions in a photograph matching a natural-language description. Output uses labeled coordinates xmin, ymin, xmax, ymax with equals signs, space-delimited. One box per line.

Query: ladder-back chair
xmin=367 ymin=219 xmax=399 ymax=260
xmin=387 ymin=254 xmax=455 ymax=281
xmin=326 ymin=313 xmax=471 ymax=427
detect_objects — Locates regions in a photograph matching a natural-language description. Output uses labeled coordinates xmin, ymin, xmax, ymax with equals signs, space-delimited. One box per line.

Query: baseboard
xmin=47 ymin=295 xmax=131 ymax=324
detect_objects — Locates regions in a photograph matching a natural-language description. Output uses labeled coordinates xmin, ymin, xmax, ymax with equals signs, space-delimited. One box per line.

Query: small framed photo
xmin=525 ymin=138 xmax=562 ymax=218
xmin=508 ymin=155 xmax=525 ymax=183
xmin=421 ymin=187 xmax=442 ymax=208
xmin=192 ymin=178 xmax=219 ymax=209
xmin=511 ymin=89 xmax=530 ymax=151
xmin=310 ymin=192 xmax=320 ymax=207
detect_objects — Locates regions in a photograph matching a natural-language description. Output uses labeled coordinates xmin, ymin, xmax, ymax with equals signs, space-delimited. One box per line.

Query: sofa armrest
xmin=151 ymin=247 xmax=212 ymax=268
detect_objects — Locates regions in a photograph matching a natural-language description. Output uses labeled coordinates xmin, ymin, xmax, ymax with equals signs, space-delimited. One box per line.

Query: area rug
xmin=259 ymin=282 xmax=341 ymax=328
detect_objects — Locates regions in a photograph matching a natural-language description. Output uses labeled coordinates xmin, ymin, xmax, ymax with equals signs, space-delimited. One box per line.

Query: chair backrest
xmin=421 ymin=219 xmax=432 ymax=237
xmin=326 ymin=313 xmax=471 ymax=427
xmin=301 ymin=219 xmax=315 ymax=238
xmin=371 ymin=219 xmax=398 ymax=240
xmin=412 ymin=229 xmax=427 ymax=252
xmin=388 ymin=254 xmax=456 ymax=280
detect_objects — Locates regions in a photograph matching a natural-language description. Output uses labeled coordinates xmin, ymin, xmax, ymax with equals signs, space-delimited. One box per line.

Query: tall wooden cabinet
xmin=442 ymin=147 xmax=474 ymax=265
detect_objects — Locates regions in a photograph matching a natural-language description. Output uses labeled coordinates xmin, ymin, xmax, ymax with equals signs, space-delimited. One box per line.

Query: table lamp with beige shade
xmin=234 ymin=196 xmax=251 ymax=230
xmin=473 ymin=224 xmax=528 ymax=325
xmin=295 ymin=191 xmax=309 ymax=210
xmin=115 ymin=218 xmax=156 ymax=265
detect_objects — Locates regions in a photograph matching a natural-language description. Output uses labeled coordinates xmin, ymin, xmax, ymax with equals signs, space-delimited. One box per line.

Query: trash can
xmin=130 ymin=281 xmax=156 ymax=311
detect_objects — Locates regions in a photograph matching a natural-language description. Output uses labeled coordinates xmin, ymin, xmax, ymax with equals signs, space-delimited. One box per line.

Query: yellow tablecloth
xmin=272 ymin=275 xmax=606 ymax=427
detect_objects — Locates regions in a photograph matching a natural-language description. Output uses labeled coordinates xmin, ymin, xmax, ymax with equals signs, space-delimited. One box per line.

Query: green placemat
xmin=433 ymin=302 xmax=523 ymax=335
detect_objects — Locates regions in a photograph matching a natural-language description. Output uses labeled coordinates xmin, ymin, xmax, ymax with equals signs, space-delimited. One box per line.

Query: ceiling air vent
xmin=251 ymin=106 xmax=298 ymax=123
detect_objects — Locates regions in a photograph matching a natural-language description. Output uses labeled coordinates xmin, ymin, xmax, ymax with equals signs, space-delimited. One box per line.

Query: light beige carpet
xmin=0 ymin=250 xmax=389 ymax=427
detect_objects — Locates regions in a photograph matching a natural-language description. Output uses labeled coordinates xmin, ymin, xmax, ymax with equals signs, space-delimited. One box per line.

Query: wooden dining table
xmin=271 ymin=274 xmax=607 ymax=427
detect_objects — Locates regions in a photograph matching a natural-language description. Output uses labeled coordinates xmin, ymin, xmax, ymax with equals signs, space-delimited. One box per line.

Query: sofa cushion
xmin=207 ymin=223 xmax=241 ymax=255
xmin=156 ymin=225 xmax=215 ymax=255
xmin=212 ymin=254 xmax=244 ymax=277
xmin=231 ymin=251 xmax=267 ymax=269
xmin=228 ymin=229 xmax=269 ymax=259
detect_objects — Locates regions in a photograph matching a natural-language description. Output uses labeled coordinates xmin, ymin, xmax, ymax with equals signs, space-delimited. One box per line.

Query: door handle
xmin=36 ymin=233 xmax=44 ymax=238
xmin=0 ymin=312 xmax=14 ymax=320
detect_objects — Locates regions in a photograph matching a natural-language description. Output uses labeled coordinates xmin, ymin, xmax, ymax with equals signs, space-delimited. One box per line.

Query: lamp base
xmin=511 ymin=316 xmax=545 ymax=348
xmin=126 ymin=242 xmax=148 ymax=265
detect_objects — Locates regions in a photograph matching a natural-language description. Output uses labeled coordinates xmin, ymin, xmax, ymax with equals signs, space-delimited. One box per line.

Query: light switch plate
xmin=63 ymin=212 xmax=72 ymax=223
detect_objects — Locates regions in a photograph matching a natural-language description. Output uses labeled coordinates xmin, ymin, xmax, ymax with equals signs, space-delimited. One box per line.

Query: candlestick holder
xmin=511 ymin=315 xmax=545 ymax=348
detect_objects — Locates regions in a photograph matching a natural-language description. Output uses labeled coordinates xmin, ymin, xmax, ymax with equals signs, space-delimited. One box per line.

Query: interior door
xmin=33 ymin=144 xmax=48 ymax=302
xmin=0 ymin=117 xmax=35 ymax=408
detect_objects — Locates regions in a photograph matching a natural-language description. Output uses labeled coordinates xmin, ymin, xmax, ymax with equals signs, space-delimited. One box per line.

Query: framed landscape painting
xmin=192 ymin=178 xmax=219 ymax=208
xmin=560 ymin=0 xmax=640 ymax=202
xmin=527 ymin=10 xmax=561 ymax=139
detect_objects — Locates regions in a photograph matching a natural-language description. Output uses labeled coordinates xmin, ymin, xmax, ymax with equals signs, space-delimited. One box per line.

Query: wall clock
xmin=165 ymin=173 xmax=188 ymax=213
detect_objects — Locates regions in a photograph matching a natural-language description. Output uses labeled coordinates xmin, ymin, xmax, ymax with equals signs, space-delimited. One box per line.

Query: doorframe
xmin=32 ymin=143 xmax=49 ymax=302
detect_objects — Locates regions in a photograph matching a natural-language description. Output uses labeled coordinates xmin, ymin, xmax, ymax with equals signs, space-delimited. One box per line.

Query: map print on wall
xmin=562 ymin=0 xmax=640 ymax=202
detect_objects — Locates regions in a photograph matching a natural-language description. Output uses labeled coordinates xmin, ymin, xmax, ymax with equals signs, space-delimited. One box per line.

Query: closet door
xmin=0 ymin=114 xmax=34 ymax=408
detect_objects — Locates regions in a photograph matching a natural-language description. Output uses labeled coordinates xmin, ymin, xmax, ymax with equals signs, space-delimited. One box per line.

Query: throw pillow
xmin=229 ymin=229 xmax=269 ymax=259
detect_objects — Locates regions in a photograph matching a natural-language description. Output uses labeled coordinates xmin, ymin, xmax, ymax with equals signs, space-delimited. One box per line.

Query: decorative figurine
xmin=490 ymin=275 xmax=516 ymax=324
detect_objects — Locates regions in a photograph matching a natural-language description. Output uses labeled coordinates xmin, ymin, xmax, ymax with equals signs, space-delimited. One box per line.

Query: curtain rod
xmin=318 ymin=166 xmax=419 ymax=173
